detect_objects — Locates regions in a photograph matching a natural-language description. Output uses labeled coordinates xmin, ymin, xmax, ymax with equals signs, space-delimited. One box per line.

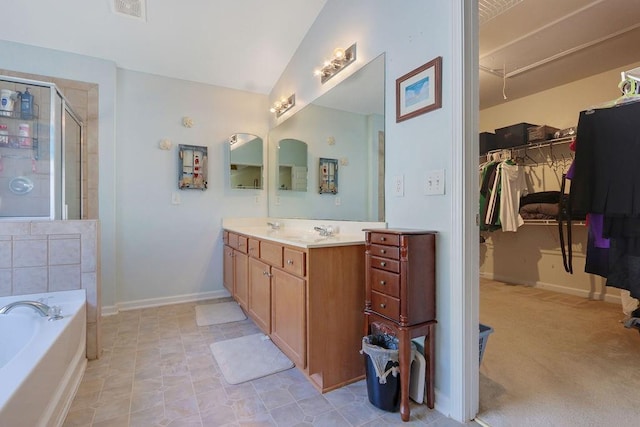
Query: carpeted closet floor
xmin=477 ymin=278 xmax=640 ymax=427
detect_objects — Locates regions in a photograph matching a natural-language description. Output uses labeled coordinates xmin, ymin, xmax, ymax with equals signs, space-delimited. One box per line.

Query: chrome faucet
xmin=267 ymin=221 xmax=281 ymax=230
xmin=0 ymin=300 xmax=62 ymax=320
xmin=314 ymin=225 xmax=333 ymax=237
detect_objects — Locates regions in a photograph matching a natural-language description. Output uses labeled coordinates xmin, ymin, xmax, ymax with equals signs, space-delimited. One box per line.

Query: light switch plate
xmin=171 ymin=192 xmax=181 ymax=205
xmin=425 ymin=169 xmax=445 ymax=195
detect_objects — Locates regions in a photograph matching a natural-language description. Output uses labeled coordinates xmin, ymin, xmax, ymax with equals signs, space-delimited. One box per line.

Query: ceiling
xmin=3 ymin=1 xmax=638 ymax=108
xmin=480 ymin=0 xmax=640 ymax=109
xmin=0 ymin=0 xmax=327 ymax=94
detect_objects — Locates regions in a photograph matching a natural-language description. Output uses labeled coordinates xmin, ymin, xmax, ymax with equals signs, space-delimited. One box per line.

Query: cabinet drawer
xmin=248 ymin=239 xmax=260 ymax=257
xmin=237 ymin=236 xmax=248 ymax=253
xmin=370 ymin=244 xmax=399 ymax=260
xmin=370 ymin=268 xmax=400 ymax=298
xmin=260 ymin=241 xmax=283 ymax=267
xmin=370 ymin=256 xmax=400 ymax=273
xmin=371 ymin=290 xmax=400 ymax=321
xmin=369 ymin=232 xmax=400 ymax=246
xmin=228 ymin=232 xmax=239 ymax=249
xmin=283 ymin=248 xmax=306 ymax=277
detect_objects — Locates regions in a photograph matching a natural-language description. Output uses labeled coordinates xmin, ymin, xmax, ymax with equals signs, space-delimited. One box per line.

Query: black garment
xmin=606 ymin=237 xmax=640 ymax=300
xmin=571 ymin=101 xmax=640 ymax=217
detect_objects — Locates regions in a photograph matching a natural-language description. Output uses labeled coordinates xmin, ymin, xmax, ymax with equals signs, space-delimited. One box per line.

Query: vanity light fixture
xmin=270 ymin=94 xmax=296 ymax=118
xmin=314 ymin=43 xmax=357 ymax=84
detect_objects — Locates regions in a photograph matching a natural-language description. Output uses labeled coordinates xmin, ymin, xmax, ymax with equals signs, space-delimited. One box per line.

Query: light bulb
xmin=333 ymin=48 xmax=345 ymax=59
xmin=269 ymin=107 xmax=276 ymax=113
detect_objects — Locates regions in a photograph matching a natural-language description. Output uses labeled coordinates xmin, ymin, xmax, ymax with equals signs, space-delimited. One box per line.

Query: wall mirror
xmin=267 ymin=53 xmax=385 ymax=221
xmin=228 ymin=133 xmax=263 ymax=189
xmin=277 ymin=138 xmax=308 ymax=191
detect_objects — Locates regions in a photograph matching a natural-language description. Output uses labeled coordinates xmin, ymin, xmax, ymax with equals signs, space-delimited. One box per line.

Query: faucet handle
xmin=48 ymin=305 xmax=63 ymax=321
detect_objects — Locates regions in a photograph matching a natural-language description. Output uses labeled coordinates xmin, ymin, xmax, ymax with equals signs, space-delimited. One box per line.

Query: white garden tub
xmin=0 ymin=289 xmax=87 ymax=427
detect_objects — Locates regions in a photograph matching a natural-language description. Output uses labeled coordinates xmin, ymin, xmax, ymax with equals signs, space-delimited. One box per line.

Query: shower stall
xmin=0 ymin=75 xmax=84 ymax=220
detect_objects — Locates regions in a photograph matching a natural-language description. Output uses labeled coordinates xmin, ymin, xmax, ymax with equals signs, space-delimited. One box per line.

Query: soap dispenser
xmin=19 ymin=87 xmax=34 ymax=120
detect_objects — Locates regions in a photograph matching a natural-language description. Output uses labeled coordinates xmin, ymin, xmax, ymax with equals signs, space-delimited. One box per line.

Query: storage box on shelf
xmin=494 ymin=122 xmax=539 ymax=148
xmin=527 ymin=125 xmax=560 ymax=143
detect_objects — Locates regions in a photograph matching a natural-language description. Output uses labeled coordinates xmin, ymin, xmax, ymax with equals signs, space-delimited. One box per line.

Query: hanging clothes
xmin=570 ymin=99 xmax=640 ymax=299
xmin=498 ymin=160 xmax=527 ymax=232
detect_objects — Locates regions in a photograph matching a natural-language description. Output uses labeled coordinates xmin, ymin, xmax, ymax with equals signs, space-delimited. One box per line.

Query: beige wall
xmin=479 ymin=60 xmax=640 ymax=303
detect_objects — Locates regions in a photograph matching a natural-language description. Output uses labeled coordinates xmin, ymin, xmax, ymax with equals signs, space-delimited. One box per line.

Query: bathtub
xmin=0 ymin=289 xmax=87 ymax=427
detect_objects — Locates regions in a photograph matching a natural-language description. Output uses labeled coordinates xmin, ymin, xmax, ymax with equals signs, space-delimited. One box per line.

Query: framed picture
xmin=178 ymin=144 xmax=208 ymax=190
xmin=396 ymin=56 xmax=442 ymax=122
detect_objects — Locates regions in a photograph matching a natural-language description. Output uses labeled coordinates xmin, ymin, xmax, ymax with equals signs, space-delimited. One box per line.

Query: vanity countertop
xmin=222 ymin=218 xmax=387 ymax=249
xmin=223 ymin=225 xmax=367 ymax=249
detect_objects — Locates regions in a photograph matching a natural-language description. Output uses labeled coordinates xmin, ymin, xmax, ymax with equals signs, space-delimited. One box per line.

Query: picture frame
xmin=178 ymin=144 xmax=208 ymax=190
xmin=396 ymin=56 xmax=442 ymax=122
xmin=318 ymin=157 xmax=338 ymax=194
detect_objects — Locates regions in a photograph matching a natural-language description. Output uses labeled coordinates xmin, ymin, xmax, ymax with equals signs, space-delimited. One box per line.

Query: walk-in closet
xmin=476 ymin=1 xmax=640 ymax=425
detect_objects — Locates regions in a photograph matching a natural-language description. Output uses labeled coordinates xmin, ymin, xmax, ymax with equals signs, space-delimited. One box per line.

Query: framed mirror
xmin=277 ymin=138 xmax=308 ymax=191
xmin=228 ymin=133 xmax=263 ymax=189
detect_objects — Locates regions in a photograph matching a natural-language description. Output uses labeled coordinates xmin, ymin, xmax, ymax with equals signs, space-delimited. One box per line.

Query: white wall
xmin=271 ymin=0 xmax=469 ymax=419
xmin=115 ymin=69 xmax=269 ymax=308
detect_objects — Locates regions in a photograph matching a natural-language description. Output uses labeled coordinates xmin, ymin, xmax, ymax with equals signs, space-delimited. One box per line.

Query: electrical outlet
xmin=394 ymin=175 xmax=404 ymax=197
xmin=275 ymin=196 xmax=281 ymax=206
xmin=254 ymin=195 xmax=260 ymax=204
xmin=335 ymin=196 xmax=341 ymax=206
xmin=425 ymin=169 xmax=445 ymax=195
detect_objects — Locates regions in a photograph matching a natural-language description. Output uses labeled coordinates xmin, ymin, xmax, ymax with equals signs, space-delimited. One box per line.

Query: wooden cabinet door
xmin=271 ymin=268 xmax=306 ymax=367
xmin=223 ymin=245 xmax=234 ymax=294
xmin=248 ymin=258 xmax=271 ymax=333
xmin=234 ymin=251 xmax=249 ymax=310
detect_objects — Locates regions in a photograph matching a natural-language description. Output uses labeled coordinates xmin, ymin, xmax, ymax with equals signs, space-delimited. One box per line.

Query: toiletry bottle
xmin=20 ymin=87 xmax=34 ymax=120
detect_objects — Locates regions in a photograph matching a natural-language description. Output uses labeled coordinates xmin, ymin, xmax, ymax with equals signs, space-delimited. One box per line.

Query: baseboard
xmin=480 ymin=272 xmax=622 ymax=305
xmin=102 ymin=289 xmax=232 ymax=316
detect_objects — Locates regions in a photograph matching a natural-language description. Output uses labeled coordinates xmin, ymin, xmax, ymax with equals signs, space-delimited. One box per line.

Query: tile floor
xmin=63 ymin=299 xmax=478 ymax=426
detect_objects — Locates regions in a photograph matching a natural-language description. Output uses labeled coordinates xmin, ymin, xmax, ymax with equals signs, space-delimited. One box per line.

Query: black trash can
xmin=361 ymin=334 xmax=401 ymax=411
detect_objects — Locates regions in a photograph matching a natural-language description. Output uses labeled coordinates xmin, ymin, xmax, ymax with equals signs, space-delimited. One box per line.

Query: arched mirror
xmin=277 ymin=138 xmax=308 ymax=191
xmin=228 ymin=133 xmax=263 ymax=189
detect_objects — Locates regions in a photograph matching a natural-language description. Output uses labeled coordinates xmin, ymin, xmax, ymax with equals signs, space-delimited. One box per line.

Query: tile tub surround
xmin=0 ymin=220 xmax=100 ymax=359
xmin=63 ymin=299 xmax=477 ymax=426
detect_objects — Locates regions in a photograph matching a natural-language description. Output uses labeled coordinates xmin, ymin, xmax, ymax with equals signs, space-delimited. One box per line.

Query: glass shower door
xmin=63 ymin=107 xmax=82 ymax=219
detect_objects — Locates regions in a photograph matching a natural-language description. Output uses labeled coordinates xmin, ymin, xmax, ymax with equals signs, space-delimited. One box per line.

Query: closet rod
xmin=483 ymin=136 xmax=574 ymax=158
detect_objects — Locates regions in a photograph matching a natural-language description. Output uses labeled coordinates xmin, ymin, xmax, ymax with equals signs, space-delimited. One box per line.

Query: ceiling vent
xmin=112 ymin=0 xmax=146 ymax=22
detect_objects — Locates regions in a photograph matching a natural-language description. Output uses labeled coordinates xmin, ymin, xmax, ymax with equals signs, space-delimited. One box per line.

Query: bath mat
xmin=210 ymin=333 xmax=294 ymax=384
xmin=195 ymin=301 xmax=246 ymax=326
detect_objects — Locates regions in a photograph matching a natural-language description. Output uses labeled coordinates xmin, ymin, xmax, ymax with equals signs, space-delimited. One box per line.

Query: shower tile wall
xmin=0 ymin=220 xmax=100 ymax=359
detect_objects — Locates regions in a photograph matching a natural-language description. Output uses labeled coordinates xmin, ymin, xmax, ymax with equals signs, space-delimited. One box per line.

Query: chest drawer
xmin=369 ymin=232 xmax=400 ymax=246
xmin=237 ymin=236 xmax=248 ymax=253
xmin=371 ymin=290 xmax=400 ymax=321
xmin=248 ymin=239 xmax=260 ymax=257
xmin=283 ymin=248 xmax=306 ymax=277
xmin=260 ymin=241 xmax=283 ymax=267
xmin=370 ymin=255 xmax=400 ymax=273
xmin=228 ymin=232 xmax=239 ymax=249
xmin=370 ymin=268 xmax=400 ymax=298
xmin=370 ymin=244 xmax=399 ymax=260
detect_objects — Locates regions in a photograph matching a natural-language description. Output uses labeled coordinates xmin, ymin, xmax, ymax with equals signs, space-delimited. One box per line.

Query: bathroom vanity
xmin=223 ymin=218 xmax=385 ymax=392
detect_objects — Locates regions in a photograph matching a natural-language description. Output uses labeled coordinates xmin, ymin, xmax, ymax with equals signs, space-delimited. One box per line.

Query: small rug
xmin=195 ymin=301 xmax=246 ymax=326
xmin=210 ymin=333 xmax=294 ymax=384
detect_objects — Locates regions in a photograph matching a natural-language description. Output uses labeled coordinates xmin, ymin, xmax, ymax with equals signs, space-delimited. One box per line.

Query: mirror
xmin=228 ymin=133 xmax=263 ymax=189
xmin=277 ymin=138 xmax=308 ymax=191
xmin=268 ymin=53 xmax=385 ymax=221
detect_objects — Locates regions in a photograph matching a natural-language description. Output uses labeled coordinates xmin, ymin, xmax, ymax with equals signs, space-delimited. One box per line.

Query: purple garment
xmin=566 ymin=160 xmax=575 ymax=179
xmin=588 ymin=213 xmax=610 ymax=248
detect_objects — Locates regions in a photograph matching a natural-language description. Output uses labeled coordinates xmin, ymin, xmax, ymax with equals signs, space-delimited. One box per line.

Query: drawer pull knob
xmin=287 ymin=259 xmax=293 ymax=265
xmin=381 ymin=249 xmax=386 ymax=254
xmin=263 ymin=271 xmax=272 ymax=277
xmin=380 ymin=303 xmax=386 ymax=309
xmin=380 ymin=262 xmax=386 ymax=267
xmin=380 ymin=280 xmax=386 ymax=286
xmin=380 ymin=237 xmax=386 ymax=241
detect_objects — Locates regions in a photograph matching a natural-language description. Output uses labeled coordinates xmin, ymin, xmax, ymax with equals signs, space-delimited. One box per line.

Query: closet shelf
xmin=522 ymin=219 xmax=585 ymax=226
xmin=483 ymin=136 xmax=574 ymax=158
